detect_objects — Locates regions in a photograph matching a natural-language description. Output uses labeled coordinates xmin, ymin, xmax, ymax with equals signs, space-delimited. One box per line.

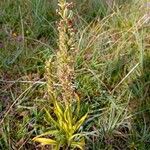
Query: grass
xmin=0 ymin=0 xmax=150 ymax=149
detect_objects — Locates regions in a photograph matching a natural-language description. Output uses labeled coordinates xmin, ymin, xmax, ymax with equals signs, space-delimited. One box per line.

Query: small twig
xmin=85 ymin=64 xmax=111 ymax=94
xmin=0 ymin=79 xmax=46 ymax=84
xmin=18 ymin=131 xmax=34 ymax=150
xmin=25 ymin=37 xmax=55 ymax=52
xmin=0 ymin=79 xmax=76 ymax=87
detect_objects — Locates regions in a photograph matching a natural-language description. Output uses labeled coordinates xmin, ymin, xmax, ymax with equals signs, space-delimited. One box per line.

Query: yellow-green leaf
xmin=71 ymin=140 xmax=85 ymax=150
xmin=75 ymin=93 xmax=80 ymax=116
xmin=67 ymin=105 xmax=73 ymax=130
xmin=54 ymin=143 xmax=61 ymax=150
xmin=33 ymin=137 xmax=57 ymax=145
xmin=54 ymin=101 xmax=63 ymax=121
xmin=69 ymin=133 xmax=84 ymax=141
xmin=33 ymin=130 xmax=58 ymax=139
xmin=62 ymin=122 xmax=69 ymax=133
xmin=64 ymin=105 xmax=69 ymax=124
xmin=74 ymin=113 xmax=88 ymax=131
xmin=44 ymin=108 xmax=59 ymax=127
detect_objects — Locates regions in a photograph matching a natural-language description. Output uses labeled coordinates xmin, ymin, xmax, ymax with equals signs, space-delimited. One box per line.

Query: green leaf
xmin=73 ymin=94 xmax=80 ymax=122
xmin=33 ymin=137 xmax=57 ymax=145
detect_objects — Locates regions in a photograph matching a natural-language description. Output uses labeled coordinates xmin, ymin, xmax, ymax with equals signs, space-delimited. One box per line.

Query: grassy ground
xmin=0 ymin=0 xmax=150 ymax=149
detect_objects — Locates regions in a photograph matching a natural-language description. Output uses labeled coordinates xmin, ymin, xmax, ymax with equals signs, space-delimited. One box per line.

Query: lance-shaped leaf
xmin=73 ymin=113 xmax=88 ymax=131
xmin=71 ymin=138 xmax=85 ymax=150
xmin=33 ymin=137 xmax=57 ymax=145
xmin=33 ymin=130 xmax=58 ymax=139
xmin=44 ymin=108 xmax=59 ymax=127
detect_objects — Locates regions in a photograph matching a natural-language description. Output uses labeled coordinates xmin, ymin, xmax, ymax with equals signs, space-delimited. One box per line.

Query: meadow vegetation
xmin=0 ymin=0 xmax=150 ymax=149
